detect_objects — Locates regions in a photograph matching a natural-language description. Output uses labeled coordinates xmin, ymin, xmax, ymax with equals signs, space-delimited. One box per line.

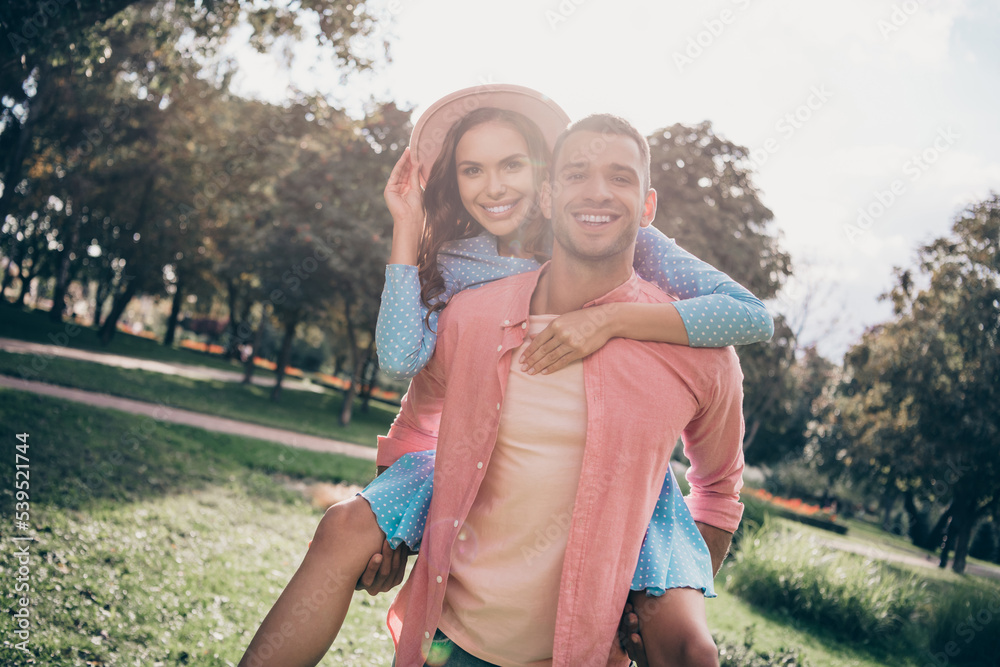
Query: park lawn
xmin=706 ymin=585 xmax=920 ymax=667
xmin=2 ymin=389 xmax=952 ymax=667
xmin=0 ymin=304 xmax=277 ymax=377
xmin=0 ymin=388 xmax=384 ymax=665
xmin=0 ymin=350 xmax=397 ymax=448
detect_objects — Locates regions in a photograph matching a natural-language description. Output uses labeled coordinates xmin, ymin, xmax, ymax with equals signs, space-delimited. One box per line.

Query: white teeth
xmin=577 ymin=214 xmax=612 ymax=223
xmin=485 ymin=203 xmax=515 ymax=214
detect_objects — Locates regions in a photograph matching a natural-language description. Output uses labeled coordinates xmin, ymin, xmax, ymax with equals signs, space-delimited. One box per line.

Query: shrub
xmin=926 ymin=583 xmax=1000 ymax=666
xmin=908 ymin=506 xmax=932 ymax=549
xmin=716 ymin=627 xmax=809 ymax=667
xmin=763 ymin=460 xmax=830 ymax=502
xmin=726 ymin=522 xmax=929 ymax=650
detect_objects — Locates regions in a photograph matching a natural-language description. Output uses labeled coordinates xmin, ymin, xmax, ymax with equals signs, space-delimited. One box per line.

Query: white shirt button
xmin=496 ymin=344 xmax=503 ymax=351
xmin=477 ymin=461 xmax=483 ymax=469
xmin=453 ymin=520 xmax=459 ymax=527
xmin=503 ymin=319 xmax=510 ymax=325
xmin=425 ymin=631 xmax=431 ymax=639
xmin=496 ymin=403 xmax=500 ymax=410
xmin=436 ymin=575 xmax=443 ymax=583
xmin=521 ymin=322 xmax=527 ymax=329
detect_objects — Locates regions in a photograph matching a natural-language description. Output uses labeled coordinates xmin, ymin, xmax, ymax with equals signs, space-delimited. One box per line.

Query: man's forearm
xmin=695 ymin=521 xmax=733 ymax=576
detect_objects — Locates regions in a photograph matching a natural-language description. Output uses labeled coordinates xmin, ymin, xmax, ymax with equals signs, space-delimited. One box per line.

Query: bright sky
xmin=225 ymin=0 xmax=1000 ymax=361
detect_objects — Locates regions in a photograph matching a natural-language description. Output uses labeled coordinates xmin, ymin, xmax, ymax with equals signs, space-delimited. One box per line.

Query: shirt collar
xmin=500 ymin=262 xmax=644 ymax=330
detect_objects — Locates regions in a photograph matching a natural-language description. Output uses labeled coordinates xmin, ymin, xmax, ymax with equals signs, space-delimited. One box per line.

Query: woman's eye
xmin=461 ymin=167 xmax=481 ymax=176
xmin=505 ymin=160 xmax=525 ymax=171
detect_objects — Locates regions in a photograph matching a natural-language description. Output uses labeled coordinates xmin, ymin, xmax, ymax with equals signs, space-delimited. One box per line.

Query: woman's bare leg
xmin=628 ymin=588 xmax=719 ymax=667
xmin=239 ymin=496 xmax=387 ymax=667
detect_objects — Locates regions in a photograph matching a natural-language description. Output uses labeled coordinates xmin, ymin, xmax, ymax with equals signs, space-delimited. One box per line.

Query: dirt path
xmin=814 ymin=534 xmax=1000 ymax=581
xmin=0 ymin=337 xmax=324 ymax=393
xmin=0 ymin=374 xmax=376 ymax=461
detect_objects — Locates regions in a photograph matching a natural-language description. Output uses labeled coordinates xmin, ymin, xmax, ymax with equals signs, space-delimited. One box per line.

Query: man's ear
xmin=540 ymin=180 xmax=554 ymax=219
xmin=640 ymin=188 xmax=657 ymax=227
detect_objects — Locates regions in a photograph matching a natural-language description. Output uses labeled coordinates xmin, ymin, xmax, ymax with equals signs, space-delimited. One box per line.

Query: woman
xmin=239 ymin=86 xmax=770 ymax=667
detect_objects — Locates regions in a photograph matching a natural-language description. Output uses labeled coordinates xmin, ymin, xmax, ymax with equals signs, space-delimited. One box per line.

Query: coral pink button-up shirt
xmin=379 ymin=267 xmax=745 ymax=667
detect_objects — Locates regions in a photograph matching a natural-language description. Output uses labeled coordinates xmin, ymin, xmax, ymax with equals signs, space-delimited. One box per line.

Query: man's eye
xmin=564 ymin=172 xmax=584 ymax=181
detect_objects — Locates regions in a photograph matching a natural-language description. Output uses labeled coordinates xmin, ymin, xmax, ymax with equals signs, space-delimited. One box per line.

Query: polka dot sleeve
xmin=375 ymin=235 xmax=539 ymax=381
xmin=375 ymin=264 xmax=442 ymax=382
xmin=634 ymin=226 xmax=775 ymax=347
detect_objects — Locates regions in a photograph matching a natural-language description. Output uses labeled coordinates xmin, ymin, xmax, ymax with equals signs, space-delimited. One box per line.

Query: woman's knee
xmin=676 ymin=632 xmax=719 ymax=667
xmin=313 ymin=497 xmax=378 ymax=546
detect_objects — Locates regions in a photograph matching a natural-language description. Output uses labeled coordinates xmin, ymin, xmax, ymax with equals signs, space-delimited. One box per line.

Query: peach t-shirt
xmin=438 ymin=315 xmax=586 ymax=666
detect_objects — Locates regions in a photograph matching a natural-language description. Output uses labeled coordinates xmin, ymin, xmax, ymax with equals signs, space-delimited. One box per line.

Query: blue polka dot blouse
xmin=376 ymin=225 xmax=773 ymax=381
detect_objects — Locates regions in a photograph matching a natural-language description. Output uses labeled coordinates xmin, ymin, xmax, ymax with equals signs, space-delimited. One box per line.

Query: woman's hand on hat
xmin=385 ymin=147 xmax=426 ymax=265
xmin=385 ymin=147 xmax=425 ymax=231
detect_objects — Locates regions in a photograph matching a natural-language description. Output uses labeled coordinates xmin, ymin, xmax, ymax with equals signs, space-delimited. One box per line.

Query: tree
xmin=647 ymin=121 xmax=791 ymax=300
xmin=820 ymin=194 xmax=1000 ymax=573
xmin=646 ymin=121 xmax=798 ymax=456
xmin=1 ymin=0 xmax=386 ymax=308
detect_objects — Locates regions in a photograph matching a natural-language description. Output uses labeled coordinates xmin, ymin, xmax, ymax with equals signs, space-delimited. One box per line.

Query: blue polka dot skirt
xmin=361 ymin=451 xmax=436 ymax=551
xmin=360 ymin=452 xmax=716 ymax=598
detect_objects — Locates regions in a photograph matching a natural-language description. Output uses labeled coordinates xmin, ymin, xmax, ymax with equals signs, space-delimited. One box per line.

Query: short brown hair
xmin=550 ymin=114 xmax=651 ymax=192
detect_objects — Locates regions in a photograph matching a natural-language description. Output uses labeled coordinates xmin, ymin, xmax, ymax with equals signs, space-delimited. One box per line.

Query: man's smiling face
xmin=542 ymin=130 xmax=656 ymax=263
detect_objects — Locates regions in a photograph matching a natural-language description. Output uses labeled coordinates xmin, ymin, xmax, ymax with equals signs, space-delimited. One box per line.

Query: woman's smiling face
xmin=454 ymin=120 xmax=538 ymax=255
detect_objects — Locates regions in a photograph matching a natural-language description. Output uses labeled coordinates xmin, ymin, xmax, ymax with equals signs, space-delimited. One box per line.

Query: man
xmin=379 ymin=114 xmax=745 ymax=666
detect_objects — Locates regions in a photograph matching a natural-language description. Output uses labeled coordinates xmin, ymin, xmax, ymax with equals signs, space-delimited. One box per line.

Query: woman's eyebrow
xmin=457 ymin=152 xmax=528 ymax=168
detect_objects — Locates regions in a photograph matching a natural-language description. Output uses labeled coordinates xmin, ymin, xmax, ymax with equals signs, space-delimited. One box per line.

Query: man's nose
xmin=586 ymin=176 xmax=612 ymax=203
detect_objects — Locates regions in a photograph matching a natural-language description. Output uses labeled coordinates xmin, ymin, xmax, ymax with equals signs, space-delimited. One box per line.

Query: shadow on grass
xmin=0 ymin=302 xmax=269 ymax=374
xmin=1 ymin=388 xmax=377 ymax=513
xmin=0 ymin=350 xmax=398 ymax=446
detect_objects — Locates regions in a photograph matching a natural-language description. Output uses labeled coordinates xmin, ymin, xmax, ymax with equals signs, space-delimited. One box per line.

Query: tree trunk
xmin=243 ymin=303 xmax=267 ymax=385
xmin=0 ymin=249 xmax=18 ymax=299
xmin=163 ymin=279 xmax=184 ymax=346
xmin=925 ymin=506 xmax=951 ymax=552
xmin=270 ymin=315 xmax=297 ymax=402
xmin=880 ymin=486 xmax=898 ymax=532
xmin=224 ymin=280 xmax=240 ymax=359
xmin=14 ymin=274 xmax=31 ymax=307
xmin=743 ymin=418 xmax=761 ymax=451
xmin=340 ymin=355 xmax=364 ymax=427
xmin=93 ymin=276 xmax=109 ymax=328
xmin=49 ymin=214 xmax=82 ymax=323
xmin=938 ymin=514 xmax=954 ymax=569
xmin=950 ymin=492 xmax=978 ymax=574
xmin=98 ymin=280 xmax=139 ymax=346
xmin=902 ymin=491 xmax=929 ymax=548
xmin=338 ymin=293 xmax=360 ymax=426
xmin=360 ymin=352 xmax=378 ymax=413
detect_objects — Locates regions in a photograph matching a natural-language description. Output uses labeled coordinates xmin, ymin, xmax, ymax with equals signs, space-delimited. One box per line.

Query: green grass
xmin=0 ymin=388 xmax=376 ymax=511
xmin=706 ymin=589 xmax=915 ymax=667
xmin=5 ymin=388 xmax=993 ymax=667
xmin=0 ymin=350 xmax=397 ymax=448
xmin=0 ymin=388 xmax=387 ymax=665
xmin=724 ymin=520 xmax=1000 ymax=667
xmin=0 ymin=303 xmax=276 ymax=376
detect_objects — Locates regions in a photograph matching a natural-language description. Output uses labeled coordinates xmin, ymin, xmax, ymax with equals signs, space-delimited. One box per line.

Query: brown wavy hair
xmin=417 ymin=107 xmax=553 ymax=324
